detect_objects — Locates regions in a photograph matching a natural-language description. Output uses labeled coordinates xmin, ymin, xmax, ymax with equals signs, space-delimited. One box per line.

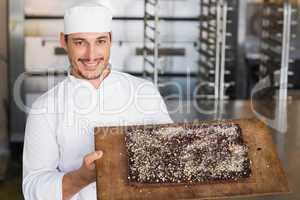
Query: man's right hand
xmin=62 ymin=150 xmax=103 ymax=200
xmin=77 ymin=151 xmax=103 ymax=184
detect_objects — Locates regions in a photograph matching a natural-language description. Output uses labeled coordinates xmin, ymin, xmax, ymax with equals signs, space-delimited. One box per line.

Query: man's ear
xmin=109 ymin=32 xmax=112 ymax=47
xmin=60 ymin=32 xmax=68 ymax=52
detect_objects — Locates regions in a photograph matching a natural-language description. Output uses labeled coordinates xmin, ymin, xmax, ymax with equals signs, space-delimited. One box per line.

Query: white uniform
xmin=22 ymin=70 xmax=173 ymax=200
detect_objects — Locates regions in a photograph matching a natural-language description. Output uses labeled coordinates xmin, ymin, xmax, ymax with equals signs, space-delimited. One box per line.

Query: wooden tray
xmin=94 ymin=118 xmax=289 ymax=200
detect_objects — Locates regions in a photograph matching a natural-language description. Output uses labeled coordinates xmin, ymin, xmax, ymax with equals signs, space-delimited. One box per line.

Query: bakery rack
xmin=252 ymin=0 xmax=298 ymax=132
xmin=142 ymin=0 xmax=160 ymax=86
xmin=259 ymin=0 xmax=297 ymax=100
xmin=198 ymin=0 xmax=236 ymax=100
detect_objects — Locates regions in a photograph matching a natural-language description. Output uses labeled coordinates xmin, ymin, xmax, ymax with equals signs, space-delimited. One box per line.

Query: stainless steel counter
xmin=166 ymin=98 xmax=300 ymax=199
xmin=0 ymin=100 xmax=9 ymax=181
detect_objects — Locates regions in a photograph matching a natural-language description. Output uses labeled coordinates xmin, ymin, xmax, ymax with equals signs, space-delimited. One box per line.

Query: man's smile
xmin=79 ymin=59 xmax=103 ymax=70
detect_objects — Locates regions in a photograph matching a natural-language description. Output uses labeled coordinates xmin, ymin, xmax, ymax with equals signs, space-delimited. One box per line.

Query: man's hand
xmin=78 ymin=151 xmax=103 ymax=183
xmin=62 ymin=150 xmax=103 ymax=200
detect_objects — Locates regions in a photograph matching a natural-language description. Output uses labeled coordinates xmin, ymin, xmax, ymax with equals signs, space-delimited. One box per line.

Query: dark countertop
xmin=166 ymin=98 xmax=300 ymax=199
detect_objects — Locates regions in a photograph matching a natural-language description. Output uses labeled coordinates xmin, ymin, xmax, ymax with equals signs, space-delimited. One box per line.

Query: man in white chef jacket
xmin=22 ymin=0 xmax=173 ymax=199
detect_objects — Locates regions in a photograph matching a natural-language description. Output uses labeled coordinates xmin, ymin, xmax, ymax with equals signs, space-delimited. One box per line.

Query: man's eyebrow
xmin=71 ymin=36 xmax=108 ymax=41
xmin=71 ymin=38 xmax=85 ymax=41
xmin=96 ymin=36 xmax=109 ymax=40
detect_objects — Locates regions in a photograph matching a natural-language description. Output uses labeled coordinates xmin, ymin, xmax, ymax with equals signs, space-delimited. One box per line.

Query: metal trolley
xmin=259 ymin=0 xmax=298 ymax=100
xmin=198 ymin=0 xmax=237 ymax=100
xmin=253 ymin=0 xmax=298 ymax=132
xmin=143 ymin=0 xmax=160 ymax=87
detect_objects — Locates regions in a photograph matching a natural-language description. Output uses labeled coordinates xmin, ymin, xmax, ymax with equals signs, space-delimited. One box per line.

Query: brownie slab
xmin=124 ymin=123 xmax=251 ymax=184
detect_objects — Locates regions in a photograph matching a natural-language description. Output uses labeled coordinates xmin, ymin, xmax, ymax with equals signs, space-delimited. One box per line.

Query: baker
xmin=22 ymin=0 xmax=173 ymax=199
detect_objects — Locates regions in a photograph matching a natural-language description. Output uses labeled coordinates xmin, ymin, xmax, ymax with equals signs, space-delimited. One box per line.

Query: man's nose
xmin=85 ymin=45 xmax=99 ymax=61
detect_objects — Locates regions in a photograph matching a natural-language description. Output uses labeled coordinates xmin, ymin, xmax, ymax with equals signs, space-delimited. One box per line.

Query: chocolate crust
xmin=125 ymin=123 xmax=251 ymax=185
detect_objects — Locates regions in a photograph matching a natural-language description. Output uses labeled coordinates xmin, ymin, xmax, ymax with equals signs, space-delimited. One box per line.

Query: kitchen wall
xmin=23 ymin=0 xmax=202 ymax=107
xmin=24 ymin=0 xmax=200 ymax=74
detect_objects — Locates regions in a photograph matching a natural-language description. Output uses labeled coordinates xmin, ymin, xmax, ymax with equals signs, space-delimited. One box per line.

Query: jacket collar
xmin=67 ymin=68 xmax=119 ymax=90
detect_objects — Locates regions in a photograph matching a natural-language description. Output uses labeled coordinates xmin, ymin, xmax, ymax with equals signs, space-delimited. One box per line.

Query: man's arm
xmin=23 ymin=101 xmax=103 ymax=200
xmin=24 ymin=67 xmax=111 ymax=200
xmin=23 ymin=109 xmax=65 ymax=200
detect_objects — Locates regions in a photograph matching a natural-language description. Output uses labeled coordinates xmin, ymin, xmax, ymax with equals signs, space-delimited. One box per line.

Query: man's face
xmin=60 ymin=32 xmax=112 ymax=80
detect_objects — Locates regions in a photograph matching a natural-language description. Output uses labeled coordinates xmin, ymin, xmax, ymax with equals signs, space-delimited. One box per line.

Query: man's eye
xmin=74 ymin=41 xmax=83 ymax=46
xmin=97 ymin=40 xmax=107 ymax=45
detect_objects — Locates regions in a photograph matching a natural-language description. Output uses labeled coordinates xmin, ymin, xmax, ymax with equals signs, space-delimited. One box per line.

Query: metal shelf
xmin=25 ymin=15 xmax=202 ymax=21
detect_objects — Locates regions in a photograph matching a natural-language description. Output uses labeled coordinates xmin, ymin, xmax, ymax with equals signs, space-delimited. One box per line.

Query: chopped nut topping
xmin=125 ymin=123 xmax=251 ymax=184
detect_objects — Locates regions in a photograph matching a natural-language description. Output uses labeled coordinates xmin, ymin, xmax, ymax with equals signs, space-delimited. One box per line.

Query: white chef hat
xmin=64 ymin=0 xmax=113 ymax=34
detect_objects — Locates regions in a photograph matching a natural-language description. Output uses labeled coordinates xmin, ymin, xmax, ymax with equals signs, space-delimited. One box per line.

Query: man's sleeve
xmin=137 ymin=81 xmax=174 ymax=124
xmin=22 ymin=107 xmax=64 ymax=200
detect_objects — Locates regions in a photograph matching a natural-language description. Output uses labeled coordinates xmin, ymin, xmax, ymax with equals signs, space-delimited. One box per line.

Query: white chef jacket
xmin=23 ymin=70 xmax=173 ymax=200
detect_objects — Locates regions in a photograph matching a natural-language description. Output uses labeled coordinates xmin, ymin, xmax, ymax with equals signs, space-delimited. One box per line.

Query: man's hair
xmin=64 ymin=35 xmax=69 ymax=43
